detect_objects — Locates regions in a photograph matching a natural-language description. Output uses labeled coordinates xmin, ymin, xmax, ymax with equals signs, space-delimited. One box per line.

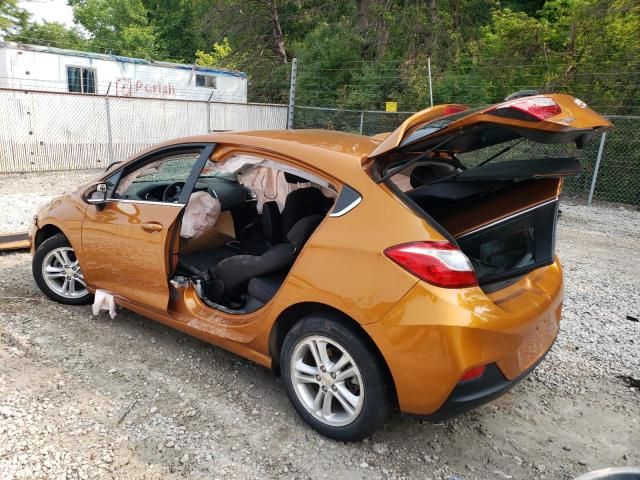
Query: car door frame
xmin=80 ymin=142 xmax=216 ymax=313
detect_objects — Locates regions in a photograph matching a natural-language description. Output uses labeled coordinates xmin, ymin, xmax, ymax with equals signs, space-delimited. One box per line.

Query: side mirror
xmin=86 ymin=183 xmax=108 ymax=205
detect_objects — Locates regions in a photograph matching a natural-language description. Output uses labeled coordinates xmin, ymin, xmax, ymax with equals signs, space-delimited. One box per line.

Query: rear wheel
xmin=281 ymin=313 xmax=393 ymax=441
xmin=32 ymin=233 xmax=93 ymax=305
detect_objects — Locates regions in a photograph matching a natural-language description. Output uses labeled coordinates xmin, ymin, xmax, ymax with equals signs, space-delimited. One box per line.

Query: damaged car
xmin=31 ymin=94 xmax=611 ymax=441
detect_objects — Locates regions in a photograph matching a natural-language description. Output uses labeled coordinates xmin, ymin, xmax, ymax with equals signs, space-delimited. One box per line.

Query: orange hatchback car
xmin=31 ymin=94 xmax=610 ymax=441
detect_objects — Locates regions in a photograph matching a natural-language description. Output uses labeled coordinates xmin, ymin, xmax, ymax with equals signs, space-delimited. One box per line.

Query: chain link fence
xmin=294 ymin=105 xmax=640 ymax=206
xmin=0 ymin=88 xmax=287 ymax=172
xmin=0 ymin=91 xmax=637 ymax=206
xmin=294 ymin=105 xmax=414 ymax=135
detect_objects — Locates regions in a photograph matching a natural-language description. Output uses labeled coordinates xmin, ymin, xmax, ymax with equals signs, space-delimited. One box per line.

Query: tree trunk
xmin=267 ymin=0 xmax=288 ymax=64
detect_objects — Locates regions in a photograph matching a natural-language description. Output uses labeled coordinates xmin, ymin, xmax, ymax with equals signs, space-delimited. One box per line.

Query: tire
xmin=32 ymin=233 xmax=93 ymax=305
xmin=281 ymin=313 xmax=393 ymax=441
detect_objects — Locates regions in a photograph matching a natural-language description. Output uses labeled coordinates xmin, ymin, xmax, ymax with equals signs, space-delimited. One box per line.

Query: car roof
xmin=223 ymin=129 xmax=381 ymax=157
xmin=130 ymin=129 xmax=380 ymax=162
xmin=108 ymin=129 xmax=382 ymax=187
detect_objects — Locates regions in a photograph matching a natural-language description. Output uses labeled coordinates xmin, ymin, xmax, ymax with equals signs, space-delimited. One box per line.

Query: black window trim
xmin=98 ymin=143 xmax=216 ymax=207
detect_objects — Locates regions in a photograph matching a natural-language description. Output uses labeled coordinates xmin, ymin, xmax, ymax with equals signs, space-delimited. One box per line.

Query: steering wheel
xmin=162 ymin=181 xmax=185 ymax=203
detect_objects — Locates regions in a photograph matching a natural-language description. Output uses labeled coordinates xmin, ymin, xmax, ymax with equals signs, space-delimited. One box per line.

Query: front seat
xmin=280 ymin=173 xmax=332 ymax=235
xmin=208 ymin=214 xmax=323 ymax=302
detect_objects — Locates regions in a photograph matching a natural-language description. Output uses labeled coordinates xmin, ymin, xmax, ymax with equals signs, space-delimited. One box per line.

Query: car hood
xmin=368 ymin=94 xmax=612 ymax=159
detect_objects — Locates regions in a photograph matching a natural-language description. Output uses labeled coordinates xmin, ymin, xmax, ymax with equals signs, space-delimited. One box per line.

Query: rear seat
xmin=247 ymin=271 xmax=288 ymax=304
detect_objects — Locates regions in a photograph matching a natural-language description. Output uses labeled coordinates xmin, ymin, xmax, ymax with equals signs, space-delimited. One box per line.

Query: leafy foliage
xmin=0 ymin=0 xmax=29 ymax=34
xmin=9 ymin=21 xmax=87 ymax=50
xmin=1 ymin=0 xmax=638 ymax=112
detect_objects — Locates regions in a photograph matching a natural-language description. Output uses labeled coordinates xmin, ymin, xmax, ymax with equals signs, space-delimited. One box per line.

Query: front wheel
xmin=32 ymin=233 xmax=93 ymax=305
xmin=281 ymin=314 xmax=393 ymax=441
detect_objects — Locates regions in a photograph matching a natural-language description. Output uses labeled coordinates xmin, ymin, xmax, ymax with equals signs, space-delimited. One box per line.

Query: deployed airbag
xmin=180 ymin=191 xmax=222 ymax=239
xmin=92 ymin=289 xmax=117 ymax=319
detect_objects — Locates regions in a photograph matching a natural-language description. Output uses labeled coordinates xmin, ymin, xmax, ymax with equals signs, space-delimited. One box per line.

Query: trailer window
xmin=196 ymin=74 xmax=217 ymax=89
xmin=67 ymin=66 xmax=96 ymax=94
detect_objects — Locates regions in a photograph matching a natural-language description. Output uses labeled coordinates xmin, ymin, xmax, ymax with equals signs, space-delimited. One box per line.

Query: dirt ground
xmin=0 ymin=171 xmax=638 ymax=479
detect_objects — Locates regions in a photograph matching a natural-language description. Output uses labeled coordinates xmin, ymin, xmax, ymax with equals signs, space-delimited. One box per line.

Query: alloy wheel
xmin=41 ymin=247 xmax=88 ymax=299
xmin=290 ymin=335 xmax=364 ymax=427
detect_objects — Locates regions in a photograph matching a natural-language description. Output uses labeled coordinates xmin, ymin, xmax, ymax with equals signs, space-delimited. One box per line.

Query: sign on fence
xmin=385 ymin=101 xmax=398 ymax=112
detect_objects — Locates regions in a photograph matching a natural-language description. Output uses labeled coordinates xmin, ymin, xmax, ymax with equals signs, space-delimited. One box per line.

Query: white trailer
xmin=0 ymin=41 xmax=248 ymax=102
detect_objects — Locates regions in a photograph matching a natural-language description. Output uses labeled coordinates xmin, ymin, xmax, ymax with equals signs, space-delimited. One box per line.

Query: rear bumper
xmin=420 ymin=341 xmax=553 ymax=420
xmin=364 ymin=261 xmax=563 ymax=415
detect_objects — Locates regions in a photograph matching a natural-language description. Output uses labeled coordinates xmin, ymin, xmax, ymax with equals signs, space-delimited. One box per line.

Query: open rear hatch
xmin=370 ymin=94 xmax=611 ymax=287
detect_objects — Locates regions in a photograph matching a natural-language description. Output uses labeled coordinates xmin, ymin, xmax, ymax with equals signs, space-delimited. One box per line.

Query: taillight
xmin=459 ymin=365 xmax=486 ymax=382
xmin=443 ymin=105 xmax=468 ymax=116
xmin=384 ymin=241 xmax=478 ymax=288
xmin=489 ymin=96 xmax=561 ymax=121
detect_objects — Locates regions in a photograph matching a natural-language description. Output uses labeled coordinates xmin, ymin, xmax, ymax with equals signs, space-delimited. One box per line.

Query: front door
xmin=81 ymin=145 xmax=212 ymax=312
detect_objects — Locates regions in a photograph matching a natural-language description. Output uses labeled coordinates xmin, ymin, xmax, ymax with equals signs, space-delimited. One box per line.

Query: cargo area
xmin=386 ymin=158 xmax=567 ymax=286
xmin=371 ymin=95 xmax=611 ymax=288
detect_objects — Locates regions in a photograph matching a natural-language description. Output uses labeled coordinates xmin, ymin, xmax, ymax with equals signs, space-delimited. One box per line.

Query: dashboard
xmin=116 ymin=175 xmax=250 ymax=211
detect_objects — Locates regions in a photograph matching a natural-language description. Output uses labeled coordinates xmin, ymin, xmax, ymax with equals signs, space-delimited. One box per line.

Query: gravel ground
xmin=0 ymin=170 xmax=639 ymax=480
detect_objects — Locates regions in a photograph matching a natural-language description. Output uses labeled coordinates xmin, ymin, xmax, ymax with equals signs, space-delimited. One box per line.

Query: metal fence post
xmin=359 ymin=111 xmax=364 ymax=134
xmin=428 ymin=57 xmax=433 ymax=108
xmin=587 ymin=131 xmax=607 ymax=206
xmin=287 ymin=58 xmax=298 ymax=129
xmin=104 ymin=82 xmax=115 ymax=165
xmin=206 ymin=90 xmax=215 ymax=133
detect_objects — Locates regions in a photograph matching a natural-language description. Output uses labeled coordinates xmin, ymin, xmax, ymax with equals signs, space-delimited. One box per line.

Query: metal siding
xmin=209 ymin=102 xmax=288 ymax=131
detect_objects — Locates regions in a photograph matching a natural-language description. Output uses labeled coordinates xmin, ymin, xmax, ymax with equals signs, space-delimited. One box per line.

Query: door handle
xmin=141 ymin=222 xmax=163 ymax=233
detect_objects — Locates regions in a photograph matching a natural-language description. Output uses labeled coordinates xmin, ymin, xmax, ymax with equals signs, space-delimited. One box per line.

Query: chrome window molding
xmin=104 ymin=199 xmax=185 ymax=207
xmin=329 ymin=196 xmax=362 ymax=217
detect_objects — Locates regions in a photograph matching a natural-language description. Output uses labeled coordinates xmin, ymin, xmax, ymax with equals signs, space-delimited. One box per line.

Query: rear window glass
xmin=400 ymin=106 xmax=485 ymax=146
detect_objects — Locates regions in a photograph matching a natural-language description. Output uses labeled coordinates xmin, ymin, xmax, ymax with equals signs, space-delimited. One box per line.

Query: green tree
xmin=8 ymin=21 xmax=88 ymax=50
xmin=0 ymin=0 xmax=29 ymax=35
xmin=195 ymin=38 xmax=236 ymax=68
xmin=143 ymin=0 xmax=206 ymax=62
xmin=69 ymin=0 xmax=158 ymax=58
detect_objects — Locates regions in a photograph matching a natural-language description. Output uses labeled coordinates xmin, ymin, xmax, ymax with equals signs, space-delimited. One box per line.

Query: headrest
xmin=286 ymin=214 xmax=323 ymax=251
xmin=284 ymin=172 xmax=309 ymax=184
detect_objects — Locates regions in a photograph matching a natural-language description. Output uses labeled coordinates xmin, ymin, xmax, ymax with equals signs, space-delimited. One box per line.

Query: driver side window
xmin=114 ymin=150 xmax=202 ymax=203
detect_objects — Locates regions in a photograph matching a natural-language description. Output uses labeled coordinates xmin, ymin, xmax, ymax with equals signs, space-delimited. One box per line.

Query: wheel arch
xmin=268 ymin=301 xmax=398 ymax=407
xmin=34 ymin=224 xmax=65 ymax=249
